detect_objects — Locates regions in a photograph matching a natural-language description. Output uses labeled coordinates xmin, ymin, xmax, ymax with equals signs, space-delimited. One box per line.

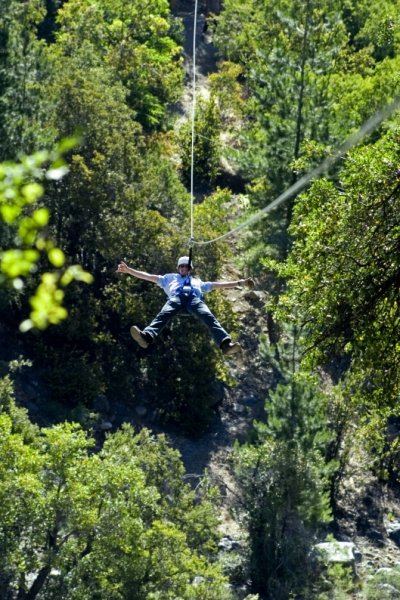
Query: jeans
xmin=143 ymin=295 xmax=230 ymax=347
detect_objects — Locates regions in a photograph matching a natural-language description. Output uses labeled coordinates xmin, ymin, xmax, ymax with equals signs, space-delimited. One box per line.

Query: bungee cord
xmin=189 ymin=0 xmax=199 ymax=243
xmin=188 ymin=94 xmax=400 ymax=247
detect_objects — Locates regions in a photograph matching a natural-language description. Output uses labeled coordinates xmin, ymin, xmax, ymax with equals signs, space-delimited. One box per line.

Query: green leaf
xmin=60 ymin=265 xmax=94 ymax=286
xmin=0 ymin=204 xmax=21 ymax=223
xmin=32 ymin=208 xmax=50 ymax=226
xmin=1 ymin=249 xmax=39 ymax=277
xmin=57 ymin=136 xmax=80 ymax=153
xmin=21 ymin=183 xmax=44 ymax=203
xmin=48 ymin=248 xmax=65 ymax=268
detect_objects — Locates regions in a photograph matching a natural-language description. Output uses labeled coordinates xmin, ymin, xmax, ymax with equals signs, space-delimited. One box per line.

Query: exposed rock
xmin=376 ymin=583 xmax=400 ymax=598
xmin=376 ymin=567 xmax=396 ymax=575
xmin=99 ymin=421 xmax=113 ymax=431
xmin=385 ymin=520 xmax=400 ymax=546
xmin=218 ymin=536 xmax=241 ymax=552
xmin=241 ymin=394 xmax=259 ymax=406
xmin=314 ymin=541 xmax=359 ymax=565
xmin=366 ymin=528 xmax=385 ymax=547
xmin=243 ymin=290 xmax=265 ymax=308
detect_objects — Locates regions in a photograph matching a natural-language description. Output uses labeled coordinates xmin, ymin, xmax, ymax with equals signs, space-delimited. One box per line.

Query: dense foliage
xmin=234 ymin=331 xmax=335 ymax=599
xmin=0 ymin=375 xmax=230 ymax=600
xmin=0 ymin=143 xmax=93 ymax=330
xmin=274 ymin=130 xmax=400 ymax=454
xmin=210 ymin=0 xmax=400 ymax=598
xmin=0 ymin=0 xmax=236 ymax=430
xmin=1 ymin=0 xmax=400 ymax=598
xmin=213 ymin=0 xmax=400 ymax=259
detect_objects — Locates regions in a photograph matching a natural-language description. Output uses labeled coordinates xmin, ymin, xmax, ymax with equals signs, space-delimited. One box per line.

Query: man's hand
xmin=117 ymin=261 xmax=130 ymax=274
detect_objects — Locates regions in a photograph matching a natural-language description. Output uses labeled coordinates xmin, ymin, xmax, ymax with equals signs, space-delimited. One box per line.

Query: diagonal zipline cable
xmin=190 ymin=95 xmax=400 ymax=247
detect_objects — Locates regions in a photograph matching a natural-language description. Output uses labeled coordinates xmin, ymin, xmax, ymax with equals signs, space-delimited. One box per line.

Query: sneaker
xmin=130 ymin=326 xmax=150 ymax=349
xmin=220 ymin=339 xmax=242 ymax=355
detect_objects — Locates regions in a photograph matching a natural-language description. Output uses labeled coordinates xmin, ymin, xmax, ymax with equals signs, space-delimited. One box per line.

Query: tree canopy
xmin=0 ymin=376 xmax=230 ymax=600
xmin=1 ymin=0 xmax=400 ymax=598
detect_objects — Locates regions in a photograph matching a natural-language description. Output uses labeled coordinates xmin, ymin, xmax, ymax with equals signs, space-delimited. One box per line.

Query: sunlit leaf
xmin=0 ymin=204 xmax=21 ymax=223
xmin=61 ymin=265 xmax=94 ymax=286
xmin=57 ymin=136 xmax=80 ymax=153
xmin=48 ymin=248 xmax=65 ymax=268
xmin=1 ymin=249 xmax=39 ymax=277
xmin=21 ymin=183 xmax=44 ymax=203
xmin=46 ymin=166 xmax=69 ymax=181
xmin=32 ymin=208 xmax=49 ymax=226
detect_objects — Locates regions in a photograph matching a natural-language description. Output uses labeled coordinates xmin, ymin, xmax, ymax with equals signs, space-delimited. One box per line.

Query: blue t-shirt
xmin=157 ymin=273 xmax=213 ymax=299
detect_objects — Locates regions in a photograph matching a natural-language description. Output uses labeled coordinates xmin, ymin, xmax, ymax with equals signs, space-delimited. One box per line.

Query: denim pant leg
xmin=187 ymin=297 xmax=230 ymax=346
xmin=144 ymin=297 xmax=183 ymax=340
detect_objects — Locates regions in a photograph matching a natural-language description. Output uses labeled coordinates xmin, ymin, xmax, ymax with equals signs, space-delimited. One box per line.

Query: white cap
xmin=177 ymin=256 xmax=192 ymax=268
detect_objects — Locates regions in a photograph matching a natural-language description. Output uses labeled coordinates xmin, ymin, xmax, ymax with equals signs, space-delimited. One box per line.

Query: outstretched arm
xmin=117 ymin=261 xmax=159 ymax=283
xmin=212 ymin=277 xmax=255 ymax=290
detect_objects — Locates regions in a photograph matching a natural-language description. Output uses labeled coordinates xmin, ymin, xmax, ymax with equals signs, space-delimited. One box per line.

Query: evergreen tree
xmin=179 ymin=95 xmax=222 ymax=189
xmin=213 ymin=0 xmax=347 ymax=196
xmin=54 ymin=0 xmax=184 ymax=130
xmin=234 ymin=329 xmax=334 ymax=599
xmin=275 ymin=127 xmax=400 ymax=457
xmin=0 ymin=0 xmax=50 ymax=160
xmin=213 ymin=0 xmax=400 ymax=267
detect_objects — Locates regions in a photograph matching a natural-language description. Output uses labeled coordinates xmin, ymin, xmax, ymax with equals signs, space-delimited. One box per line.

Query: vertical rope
xmin=190 ymin=0 xmax=199 ymax=242
xmin=188 ymin=245 xmax=193 ymax=270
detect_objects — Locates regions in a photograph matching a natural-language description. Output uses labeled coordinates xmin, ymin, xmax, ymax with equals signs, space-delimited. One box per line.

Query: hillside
xmin=2 ymin=0 xmax=400 ymax=599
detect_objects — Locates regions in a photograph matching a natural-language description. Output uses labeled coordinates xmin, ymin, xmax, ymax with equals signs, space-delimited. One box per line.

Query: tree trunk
xmin=286 ymin=0 xmax=312 ymax=234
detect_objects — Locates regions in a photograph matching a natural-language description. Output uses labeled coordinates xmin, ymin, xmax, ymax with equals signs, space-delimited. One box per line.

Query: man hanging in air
xmin=117 ymin=256 xmax=254 ymax=355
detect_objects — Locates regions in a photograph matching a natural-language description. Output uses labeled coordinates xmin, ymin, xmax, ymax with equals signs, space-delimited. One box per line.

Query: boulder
xmin=376 ymin=583 xmax=400 ymax=598
xmin=314 ymin=541 xmax=359 ymax=565
xmin=218 ymin=536 xmax=241 ymax=552
xmin=99 ymin=421 xmax=113 ymax=431
xmin=385 ymin=519 xmax=400 ymax=546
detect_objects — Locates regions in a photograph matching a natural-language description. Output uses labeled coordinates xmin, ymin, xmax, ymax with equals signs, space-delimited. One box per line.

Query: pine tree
xmin=234 ymin=328 xmax=334 ymax=599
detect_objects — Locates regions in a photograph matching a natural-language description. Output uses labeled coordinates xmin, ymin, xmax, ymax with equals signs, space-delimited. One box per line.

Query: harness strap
xmin=178 ymin=275 xmax=193 ymax=299
xmin=188 ymin=246 xmax=193 ymax=270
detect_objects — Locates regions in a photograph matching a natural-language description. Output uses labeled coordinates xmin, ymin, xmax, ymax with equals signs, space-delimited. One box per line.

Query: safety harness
xmin=177 ymin=246 xmax=194 ymax=301
xmin=178 ymin=275 xmax=194 ymax=300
